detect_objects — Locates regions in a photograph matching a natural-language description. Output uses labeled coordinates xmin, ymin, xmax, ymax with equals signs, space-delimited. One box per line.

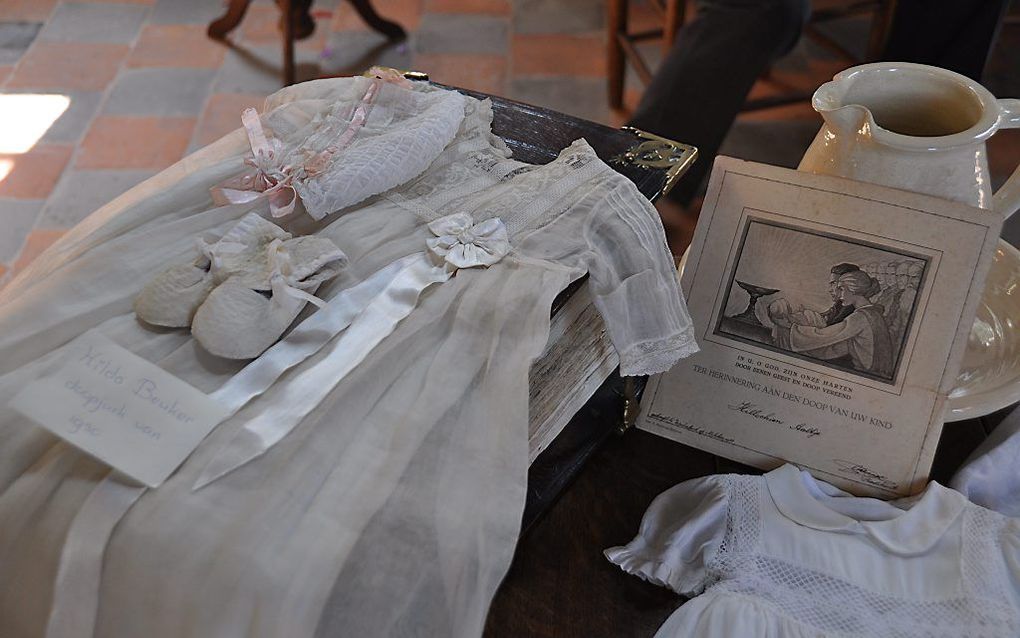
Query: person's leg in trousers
xmin=628 ymin=0 xmax=811 ymax=206
xmin=883 ymin=0 xmax=1012 ymax=82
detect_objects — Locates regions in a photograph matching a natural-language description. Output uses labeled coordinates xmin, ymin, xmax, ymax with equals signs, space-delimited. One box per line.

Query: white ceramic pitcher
xmin=798 ymin=62 xmax=1020 ymax=421
xmin=798 ymin=62 xmax=1020 ymax=218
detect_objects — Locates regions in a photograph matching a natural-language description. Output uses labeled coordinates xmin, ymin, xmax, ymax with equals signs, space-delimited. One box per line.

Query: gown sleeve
xmin=604 ymin=475 xmax=728 ymax=596
xmin=1003 ymin=520 xmax=1020 ymax=612
xmin=950 ymin=407 xmax=1020 ymax=518
xmin=584 ymin=180 xmax=698 ymax=376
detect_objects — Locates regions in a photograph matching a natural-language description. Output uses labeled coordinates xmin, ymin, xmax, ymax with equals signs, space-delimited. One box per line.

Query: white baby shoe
xmin=134 ymin=213 xmax=291 ymax=328
xmin=191 ymin=235 xmax=346 ymax=359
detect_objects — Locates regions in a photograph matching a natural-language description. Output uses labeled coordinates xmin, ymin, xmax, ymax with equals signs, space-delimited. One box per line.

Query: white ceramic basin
xmin=945 ymin=239 xmax=1020 ymax=421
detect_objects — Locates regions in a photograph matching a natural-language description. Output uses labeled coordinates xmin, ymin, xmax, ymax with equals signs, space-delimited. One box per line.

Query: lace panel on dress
xmin=390 ymin=140 xmax=615 ymax=237
xmin=710 ymin=474 xmax=764 ymax=586
xmin=618 ymin=332 xmax=700 ymax=376
xmin=705 ymin=479 xmax=1020 ymax=637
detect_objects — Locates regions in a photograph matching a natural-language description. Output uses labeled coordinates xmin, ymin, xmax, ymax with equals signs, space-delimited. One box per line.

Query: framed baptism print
xmin=640 ymin=157 xmax=1001 ymax=498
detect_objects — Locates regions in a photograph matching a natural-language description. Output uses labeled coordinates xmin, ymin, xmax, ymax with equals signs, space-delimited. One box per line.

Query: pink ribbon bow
xmin=211 ymin=109 xmax=298 ymax=218
xmin=363 ymin=66 xmax=414 ymax=89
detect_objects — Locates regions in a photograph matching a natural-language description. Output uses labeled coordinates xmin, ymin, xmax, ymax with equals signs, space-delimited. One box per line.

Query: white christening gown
xmin=607 ymin=464 xmax=1020 ymax=637
xmin=0 ymin=76 xmax=696 ymax=637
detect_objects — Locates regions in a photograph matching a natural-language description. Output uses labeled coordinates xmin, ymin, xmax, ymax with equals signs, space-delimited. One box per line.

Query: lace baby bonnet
xmin=212 ymin=71 xmax=468 ymax=220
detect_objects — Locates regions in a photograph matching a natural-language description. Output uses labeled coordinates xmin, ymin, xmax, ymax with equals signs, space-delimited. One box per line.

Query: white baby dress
xmin=607 ymin=464 xmax=1020 ymax=637
xmin=951 ymin=405 xmax=1020 ymax=518
xmin=0 ymin=75 xmax=696 ymax=638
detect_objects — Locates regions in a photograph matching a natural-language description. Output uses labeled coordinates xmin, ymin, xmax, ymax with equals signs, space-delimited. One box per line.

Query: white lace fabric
xmin=221 ymin=76 xmax=467 ymax=221
xmin=0 ymin=77 xmax=696 ymax=638
xmin=384 ymin=136 xmax=698 ymax=377
xmin=618 ymin=332 xmax=700 ymax=377
xmin=607 ymin=466 xmax=1020 ymax=638
xmin=293 ymin=80 xmax=466 ymax=219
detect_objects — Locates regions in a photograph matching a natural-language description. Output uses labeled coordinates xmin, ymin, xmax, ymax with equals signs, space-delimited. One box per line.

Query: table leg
xmin=347 ymin=0 xmax=408 ymax=41
xmin=277 ymin=0 xmax=316 ymax=40
xmin=282 ymin=0 xmax=295 ymax=85
xmin=208 ymin=0 xmax=253 ymax=39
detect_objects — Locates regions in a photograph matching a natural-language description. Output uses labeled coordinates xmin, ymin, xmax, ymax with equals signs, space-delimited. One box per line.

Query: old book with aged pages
xmin=459 ymin=86 xmax=694 ymax=525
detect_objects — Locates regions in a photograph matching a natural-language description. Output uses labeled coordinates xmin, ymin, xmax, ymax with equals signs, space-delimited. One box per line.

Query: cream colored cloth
xmin=0 ymin=78 xmax=696 ymax=638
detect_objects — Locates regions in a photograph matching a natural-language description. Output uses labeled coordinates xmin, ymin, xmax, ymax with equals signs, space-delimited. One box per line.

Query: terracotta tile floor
xmin=0 ymin=0 xmax=1017 ymax=286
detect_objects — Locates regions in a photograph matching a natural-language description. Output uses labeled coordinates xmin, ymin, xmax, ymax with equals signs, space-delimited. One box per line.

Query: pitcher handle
xmin=994 ymin=99 xmax=1020 ymax=220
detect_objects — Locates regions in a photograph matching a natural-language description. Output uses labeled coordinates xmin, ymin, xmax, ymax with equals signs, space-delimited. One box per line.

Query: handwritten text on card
xmin=10 ymin=334 xmax=228 ymax=487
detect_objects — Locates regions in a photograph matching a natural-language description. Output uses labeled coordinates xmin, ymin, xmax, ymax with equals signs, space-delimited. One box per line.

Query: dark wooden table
xmin=483 ymin=389 xmax=1014 ymax=638
xmin=465 ymin=85 xmax=1016 ymax=637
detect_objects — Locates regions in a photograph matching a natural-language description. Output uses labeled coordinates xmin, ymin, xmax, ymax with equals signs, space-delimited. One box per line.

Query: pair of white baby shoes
xmin=134 ymin=213 xmax=346 ymax=359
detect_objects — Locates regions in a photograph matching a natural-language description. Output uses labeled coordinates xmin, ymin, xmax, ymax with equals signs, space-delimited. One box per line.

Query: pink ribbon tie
xmin=211 ymin=108 xmax=297 ymax=218
xmin=210 ymin=76 xmax=386 ymax=219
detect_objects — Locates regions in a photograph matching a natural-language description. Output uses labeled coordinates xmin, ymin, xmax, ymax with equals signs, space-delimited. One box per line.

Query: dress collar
xmin=764 ymin=464 xmax=966 ymax=556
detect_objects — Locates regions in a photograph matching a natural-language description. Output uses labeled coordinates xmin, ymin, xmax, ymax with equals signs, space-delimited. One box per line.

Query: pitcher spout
xmin=812 ymin=79 xmax=876 ymax=137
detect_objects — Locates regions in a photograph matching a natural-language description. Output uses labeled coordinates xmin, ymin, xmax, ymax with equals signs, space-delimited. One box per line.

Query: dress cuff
xmin=618 ymin=327 xmax=699 ymax=376
xmin=604 ymin=540 xmax=707 ymax=596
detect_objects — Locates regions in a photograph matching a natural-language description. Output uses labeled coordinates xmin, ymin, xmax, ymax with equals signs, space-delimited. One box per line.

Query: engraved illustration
xmin=715 ymin=219 xmax=928 ymax=384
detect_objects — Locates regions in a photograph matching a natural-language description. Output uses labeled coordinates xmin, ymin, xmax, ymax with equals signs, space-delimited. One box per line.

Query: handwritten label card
xmin=10 ymin=334 xmax=229 ymax=487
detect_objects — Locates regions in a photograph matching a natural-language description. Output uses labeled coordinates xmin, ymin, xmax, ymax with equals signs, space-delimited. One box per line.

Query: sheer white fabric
xmin=210 ymin=76 xmax=466 ymax=220
xmin=607 ymin=465 xmax=1020 ymax=637
xmin=0 ymin=77 xmax=694 ymax=638
xmin=951 ymin=405 xmax=1020 ymax=517
xmin=288 ymin=78 xmax=467 ymax=219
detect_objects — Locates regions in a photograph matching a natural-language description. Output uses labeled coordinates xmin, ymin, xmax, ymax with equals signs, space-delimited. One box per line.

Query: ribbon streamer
xmin=195 ymin=212 xmax=511 ymax=488
xmin=43 ymin=258 xmax=412 ymax=638
xmin=45 ymin=475 xmax=145 ymax=638
xmin=194 ymin=252 xmax=452 ymax=489
xmin=210 ymin=109 xmax=298 ymax=218
xmin=209 ymin=255 xmax=415 ymax=415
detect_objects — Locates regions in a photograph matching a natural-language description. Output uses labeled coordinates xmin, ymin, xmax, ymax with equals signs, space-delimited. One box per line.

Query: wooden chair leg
xmin=347 ymin=0 xmax=408 ymax=41
xmin=276 ymin=0 xmax=315 ymax=40
xmin=282 ymin=0 xmax=295 ymax=86
xmin=661 ymin=0 xmax=684 ymax=55
xmin=608 ymin=0 xmax=628 ymax=109
xmin=866 ymin=0 xmax=898 ymax=61
xmin=208 ymin=0 xmax=253 ymax=39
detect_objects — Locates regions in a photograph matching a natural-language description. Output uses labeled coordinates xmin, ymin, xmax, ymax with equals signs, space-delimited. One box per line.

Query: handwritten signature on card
xmin=10 ymin=334 xmax=228 ymax=487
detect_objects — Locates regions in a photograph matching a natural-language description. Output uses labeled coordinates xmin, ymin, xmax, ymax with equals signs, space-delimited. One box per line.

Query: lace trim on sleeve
xmin=618 ymin=327 xmax=699 ymax=376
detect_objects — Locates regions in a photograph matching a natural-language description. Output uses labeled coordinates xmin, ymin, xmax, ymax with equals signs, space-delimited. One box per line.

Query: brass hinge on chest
xmin=612 ymin=128 xmax=698 ymax=201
